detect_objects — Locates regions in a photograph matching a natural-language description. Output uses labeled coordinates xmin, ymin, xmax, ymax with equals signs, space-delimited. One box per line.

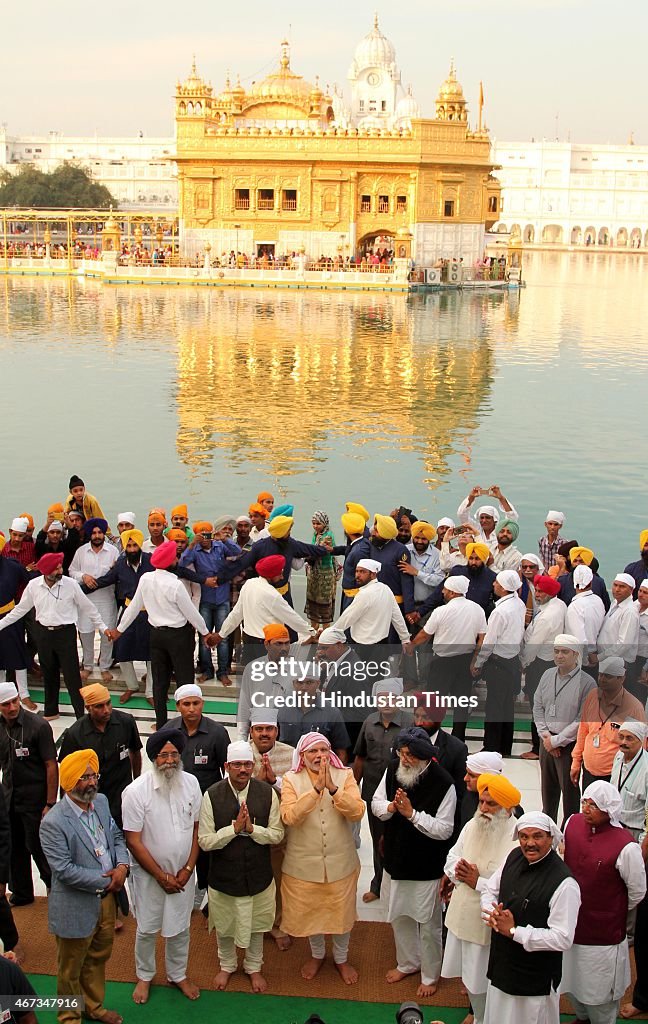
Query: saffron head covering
xmin=150 ymin=540 xmax=177 ymax=569
xmin=573 ymin=565 xmax=593 ymax=589
xmin=192 ymin=520 xmax=213 ymax=535
xmin=257 ymin=491 xmax=274 ymax=504
xmin=341 ymin=512 xmax=365 ymax=536
xmin=171 ymin=504 xmax=188 ymax=519
xmin=533 ymin=574 xmax=561 ymax=597
xmin=373 ymin=514 xmax=398 ymax=541
xmin=167 ymin=528 xmax=187 ymax=542
xmin=465 ymin=542 xmax=490 ymax=563
xmin=394 ymin=726 xmax=436 ymax=761
xmin=263 ymin=623 xmax=290 ymax=642
xmin=146 ymin=727 xmax=187 ymax=760
xmin=35 ymin=552 xmax=64 ymax=575
xmin=147 ymin=508 xmax=167 ymax=525
xmin=640 ymin=529 xmax=648 ymax=551
xmin=117 ymin=512 xmax=136 ymax=526
xmin=267 ymin=515 xmax=293 ymax=539
xmin=497 ymin=518 xmax=519 ymax=541
xmin=466 ymin=751 xmax=503 ymax=775
xmin=269 ymin=505 xmax=294 ymax=521
xmin=476 ymin=773 xmax=521 ymax=809
xmin=514 ymin=812 xmax=562 ymax=847
xmin=582 ymin=780 xmax=624 ymax=827
xmin=256 ymin=555 xmax=286 ymax=579
xmin=79 ymin=684 xmax=110 ymax=706
xmin=48 ymin=502 xmax=65 ymax=520
xmin=60 ymin=749 xmax=99 ymax=792
xmin=83 ymin=517 xmax=108 ymax=538
xmin=357 ymin=558 xmax=382 ymax=574
xmin=226 ymin=741 xmax=254 ymax=763
xmin=546 ymin=510 xmax=565 ymax=525
xmin=570 ymin=546 xmax=594 ymax=566
xmin=291 ymin=732 xmax=345 ymax=772
xmin=345 ymin=502 xmax=370 ymax=523
xmin=411 ymin=521 xmax=436 ymax=541
xmin=444 ymin=576 xmax=469 ymax=595
xmin=248 ymin=503 xmax=269 ymax=519
xmin=120 ymin=529 xmax=144 ymax=550
xmin=312 ymin=510 xmax=329 ymax=529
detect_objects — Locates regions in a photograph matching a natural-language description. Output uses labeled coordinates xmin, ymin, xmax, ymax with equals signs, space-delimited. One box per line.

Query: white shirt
xmin=597 ymin=596 xmax=640 ymax=662
xmin=118 ymin=569 xmax=209 ymax=633
xmin=219 ymin=576 xmax=314 ymax=641
xmin=611 ymin=748 xmax=648 ymax=840
xmin=372 ymin=766 xmax=456 ymax=841
xmin=564 ymin=589 xmax=606 ymax=654
xmin=475 ymin=593 xmax=526 ymax=667
xmin=237 ymin=650 xmax=299 ymax=740
xmin=492 ymin=545 xmax=522 ymax=572
xmin=521 ymin=597 xmax=567 ymax=667
xmin=422 ymin=596 xmax=487 ymax=656
xmin=406 ymin=542 xmax=444 ymax=601
xmin=439 ymin=541 xmax=467 ymax=573
xmin=69 ymin=540 xmax=119 ymax=585
xmin=333 ymin=579 xmax=410 ymax=645
xmin=0 ymin=575 xmax=107 ymax=631
xmin=637 ymin=604 xmax=648 ymax=661
xmin=457 ymin=495 xmax=519 ymax=554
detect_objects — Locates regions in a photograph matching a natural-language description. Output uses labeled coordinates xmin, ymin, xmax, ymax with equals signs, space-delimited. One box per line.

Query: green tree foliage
xmin=0 ymin=163 xmax=117 ymax=209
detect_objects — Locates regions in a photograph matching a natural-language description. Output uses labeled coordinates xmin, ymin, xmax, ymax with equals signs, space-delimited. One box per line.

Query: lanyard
xmin=553 ymin=668 xmax=578 ymax=703
xmin=614 ymin=754 xmax=643 ymax=793
xmin=80 ymin=809 xmax=104 ymax=843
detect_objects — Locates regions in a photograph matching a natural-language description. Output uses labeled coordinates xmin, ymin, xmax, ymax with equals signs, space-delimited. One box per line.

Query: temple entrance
xmin=356 ymin=232 xmax=395 ymax=265
xmin=256 ymin=242 xmax=275 ymax=259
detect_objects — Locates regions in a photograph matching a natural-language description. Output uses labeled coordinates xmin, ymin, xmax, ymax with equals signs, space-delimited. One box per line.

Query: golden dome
xmin=251 ymin=40 xmax=316 ymax=102
xmin=437 ymin=58 xmax=465 ymax=101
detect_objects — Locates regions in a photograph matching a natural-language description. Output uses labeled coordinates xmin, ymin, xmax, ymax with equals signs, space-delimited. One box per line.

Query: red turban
xmin=257 ymin=555 xmax=286 ymax=579
xmin=35 ymin=552 xmax=64 ymax=575
xmin=151 ymin=540 xmax=177 ymax=569
xmin=533 ymin=573 xmax=561 ymax=597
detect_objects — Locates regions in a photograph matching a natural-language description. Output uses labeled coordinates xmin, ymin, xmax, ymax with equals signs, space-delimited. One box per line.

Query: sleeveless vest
xmin=445 ymin=815 xmax=518 ymax=945
xmin=383 ymin=757 xmax=454 ymax=881
xmin=564 ymin=813 xmax=634 ymax=945
xmin=206 ymin=778 xmax=274 ymax=897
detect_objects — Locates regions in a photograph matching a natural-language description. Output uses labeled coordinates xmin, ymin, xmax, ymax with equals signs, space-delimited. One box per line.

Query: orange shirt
xmin=572 ymin=687 xmax=646 ymax=777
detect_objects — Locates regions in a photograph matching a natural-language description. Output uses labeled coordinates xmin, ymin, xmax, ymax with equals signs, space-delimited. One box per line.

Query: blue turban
xmin=83 ymin=517 xmax=108 ymax=538
xmin=395 ymin=726 xmax=436 ymax=762
xmin=146 ymin=726 xmax=187 ymax=760
xmin=269 ymin=504 xmax=294 ymax=521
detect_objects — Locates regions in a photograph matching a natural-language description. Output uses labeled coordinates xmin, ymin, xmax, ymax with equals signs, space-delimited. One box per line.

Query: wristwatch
xmin=509 ymin=926 xmax=516 ymax=936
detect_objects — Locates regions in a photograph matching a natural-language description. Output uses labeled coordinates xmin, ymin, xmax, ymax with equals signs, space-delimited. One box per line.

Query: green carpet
xmin=30 ymin=689 xmax=238 ymax=717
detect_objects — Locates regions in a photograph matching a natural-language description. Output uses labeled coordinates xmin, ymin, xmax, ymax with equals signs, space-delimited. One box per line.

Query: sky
xmin=1 ymin=0 xmax=646 ymax=144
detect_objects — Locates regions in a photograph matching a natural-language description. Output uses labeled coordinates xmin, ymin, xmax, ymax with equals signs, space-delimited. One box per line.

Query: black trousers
xmin=9 ymin=803 xmax=51 ymax=902
xmin=150 ymin=623 xmax=196 ymax=729
xmin=426 ymin=653 xmax=474 ymax=741
xmin=523 ymin=658 xmax=554 ymax=754
xmin=632 ymin=883 xmax=648 ymax=1010
xmin=33 ymin=622 xmax=84 ymax=718
xmin=0 ymin=894 xmax=18 ymax=950
xmin=482 ymin=655 xmax=521 ymax=756
xmin=582 ymin=768 xmax=611 ymax=789
xmin=365 ymin=796 xmax=385 ymax=896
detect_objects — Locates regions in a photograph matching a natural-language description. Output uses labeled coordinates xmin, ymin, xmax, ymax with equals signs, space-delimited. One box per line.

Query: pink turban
xmin=291 ymin=731 xmax=345 ymax=772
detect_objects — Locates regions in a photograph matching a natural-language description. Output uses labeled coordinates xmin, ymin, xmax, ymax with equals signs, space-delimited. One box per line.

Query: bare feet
xmin=214 ymin=970 xmax=233 ymax=990
xmin=21 ymin=698 xmax=37 ymax=711
xmin=114 ymin=918 xmax=124 ymax=932
xmin=416 ymin=981 xmax=438 ymax=998
xmin=169 ymin=978 xmax=200 ymax=1000
xmin=80 ymin=669 xmax=91 ymax=681
xmin=94 ymin=1011 xmax=122 ymax=1024
xmin=335 ymin=961 xmax=358 ymax=985
xmin=386 ymin=968 xmax=417 ymax=984
xmin=362 ymin=891 xmax=380 ymax=903
xmin=101 ymin=671 xmax=114 ymax=682
xmin=11 ymin=944 xmax=25 ymax=965
xmin=120 ymin=690 xmax=135 ymax=705
xmin=459 ymin=1014 xmax=475 ymax=1024
xmin=520 ymin=750 xmax=539 ymax=760
xmin=219 ymin=675 xmax=233 ymax=687
xmin=301 ymin=957 xmax=325 ymax=980
xmin=271 ymin=930 xmax=292 ymax=951
xmin=620 ymin=1004 xmax=643 ymax=1019
xmin=132 ymin=980 xmax=150 ymax=1004
xmin=42 ymin=714 xmax=60 ymax=721
xmin=248 ymin=971 xmax=268 ymax=993
xmin=145 ymin=696 xmax=155 ymax=707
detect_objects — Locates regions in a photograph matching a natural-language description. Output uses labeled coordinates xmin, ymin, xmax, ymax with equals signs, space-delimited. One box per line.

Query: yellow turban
xmin=60 ymin=749 xmax=99 ymax=792
xmin=120 ymin=528 xmax=144 ymax=550
xmin=466 ymin=541 xmax=490 ymax=563
xmin=477 ymin=772 xmax=521 ymax=809
xmin=374 ymin=514 xmax=398 ymax=541
xmin=80 ymin=684 xmax=111 ymax=706
xmin=48 ymin=502 xmax=65 ymax=520
xmin=640 ymin=529 xmax=648 ymax=551
xmin=267 ymin=515 xmax=293 ymax=539
xmin=570 ymin=546 xmax=594 ymax=566
xmin=411 ymin=520 xmax=437 ymax=542
xmin=171 ymin=504 xmax=188 ymax=519
xmin=341 ymin=512 xmax=365 ymax=536
xmin=345 ymin=502 xmax=370 ymax=523
xmin=0 ymin=534 xmax=4 ymax=553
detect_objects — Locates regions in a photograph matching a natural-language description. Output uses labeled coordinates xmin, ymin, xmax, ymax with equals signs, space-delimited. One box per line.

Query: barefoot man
xmin=280 ymin=732 xmax=365 ymax=985
xmin=198 ymin=740 xmax=284 ymax=992
xmin=122 ymin=729 xmax=201 ymax=1005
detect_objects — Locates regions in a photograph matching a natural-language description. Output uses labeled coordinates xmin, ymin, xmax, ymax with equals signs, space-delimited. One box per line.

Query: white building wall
xmin=413 ymin=222 xmax=484 ymax=265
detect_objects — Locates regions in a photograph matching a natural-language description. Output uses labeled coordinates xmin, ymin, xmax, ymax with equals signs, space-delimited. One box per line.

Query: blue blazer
xmin=39 ymin=792 xmax=129 ymax=939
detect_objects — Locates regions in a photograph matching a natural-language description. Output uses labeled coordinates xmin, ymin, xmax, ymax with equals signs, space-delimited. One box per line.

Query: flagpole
xmin=478 ymin=81 xmax=484 ymax=131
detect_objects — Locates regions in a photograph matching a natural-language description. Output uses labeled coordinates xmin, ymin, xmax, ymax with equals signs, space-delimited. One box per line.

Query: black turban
xmin=146 ymin=727 xmax=187 ymax=761
xmin=394 ymin=726 xmax=436 ymax=762
xmin=69 ymin=474 xmax=84 ymax=489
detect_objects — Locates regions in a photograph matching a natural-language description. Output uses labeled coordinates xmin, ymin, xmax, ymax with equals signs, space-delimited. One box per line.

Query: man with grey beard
xmin=440 ymin=773 xmax=521 ymax=1024
xmin=372 ymin=727 xmax=456 ymax=999
xmin=122 ymin=729 xmax=202 ymax=1006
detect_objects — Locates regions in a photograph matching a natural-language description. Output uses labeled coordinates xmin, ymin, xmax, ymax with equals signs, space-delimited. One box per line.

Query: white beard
xmin=396 ymin=761 xmax=427 ymax=788
xmin=153 ymin=763 xmax=184 ymax=792
xmin=473 ymin=807 xmax=512 ymax=837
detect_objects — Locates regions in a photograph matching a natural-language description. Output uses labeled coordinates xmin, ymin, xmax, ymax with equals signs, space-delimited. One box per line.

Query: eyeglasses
xmin=156 ymin=752 xmax=181 ymax=761
xmin=79 ymin=772 xmax=100 ymax=782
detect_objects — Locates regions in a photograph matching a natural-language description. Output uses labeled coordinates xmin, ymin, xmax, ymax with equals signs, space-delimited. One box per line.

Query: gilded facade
xmin=174 ymin=22 xmax=501 ymax=264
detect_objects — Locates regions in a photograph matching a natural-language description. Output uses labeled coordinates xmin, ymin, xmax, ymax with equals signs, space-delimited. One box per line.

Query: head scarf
xmin=521 ymin=553 xmax=545 ymax=572
xmin=341 ymin=512 xmax=365 ymax=536
xmin=146 ymin=727 xmax=187 ymax=760
xmin=357 ymin=558 xmax=382 ymax=574
xmin=192 ymin=520 xmax=213 ymax=535
xmin=256 ymin=555 xmax=286 ymax=579
xmin=598 ymin=655 xmax=626 ymax=676
xmin=312 ymin=510 xmax=329 ymax=529
xmin=171 ymin=504 xmax=188 ymax=519
xmin=476 ymin=773 xmax=521 ymax=809
xmin=19 ymin=513 xmax=34 ymax=530
xmin=371 ymin=677 xmax=404 ymax=698
xmin=465 ymin=542 xmax=490 ymax=563
xmin=619 ymin=720 xmax=648 ymax=742
xmin=573 ymin=565 xmax=593 ymax=590
xmin=533 ymin=574 xmax=561 ymax=597
xmin=345 ymin=502 xmax=370 ymax=523
xmin=48 ymin=502 xmax=65 ymax=520
xmin=83 ymin=517 xmax=108 ymax=539
xmin=69 ymin=475 xmax=84 ymax=489
xmin=250 ymin=707 xmax=279 ymax=727
xmin=546 ymin=510 xmax=565 ymax=526
xmin=226 ymin=741 xmax=254 ymax=763
xmin=437 ymin=517 xmax=455 ymax=529
xmin=213 ymin=515 xmax=237 ymax=532
xmin=257 ymin=491 xmax=274 ymax=504
xmin=553 ymin=633 xmax=582 ymax=653
xmin=267 ymin=516 xmax=293 ymax=539
xmin=236 ymin=515 xmax=252 ymax=526
xmin=444 ymin=576 xmax=469 ymax=595
xmin=263 ymin=623 xmax=290 ymax=642
xmin=291 ymin=732 xmax=345 ymax=772
xmin=150 ymin=540 xmax=177 ymax=569
xmin=0 ymin=683 xmax=18 ymax=703
xmin=476 ymin=505 xmax=499 ymax=522
xmin=514 ymin=812 xmax=562 ymax=847
xmin=117 ymin=512 xmax=136 ymax=526
xmin=35 ymin=552 xmax=64 ymax=575
xmin=640 ymin=529 xmax=648 ymax=551
xmin=373 ymin=514 xmax=398 ymax=541
xmin=10 ymin=517 xmax=29 ymax=533
xmin=497 ymin=518 xmax=520 ymax=542
xmin=394 ymin=726 xmax=436 ymax=762
xmin=248 ymin=503 xmax=269 ymax=519
xmin=147 ymin=508 xmax=167 ymax=526
xmin=47 ymin=521 xmax=63 ymax=533
xmin=60 ymin=749 xmax=99 ymax=792
xmin=120 ymin=528 xmax=144 ymax=550
xmin=570 ymin=546 xmax=594 ymax=566
xmin=496 ymin=570 xmax=522 ymax=593
xmin=466 ymin=751 xmax=504 ymax=775
xmin=269 ymin=505 xmax=294 ymax=521
xmin=582 ymin=780 xmax=624 ymax=827
xmin=79 ymin=684 xmax=110 ymax=706
xmin=411 ymin=521 xmax=436 ymax=541
xmin=174 ymin=684 xmax=203 ymax=702
xmin=167 ymin=528 xmax=188 ymax=542
xmin=614 ymin=572 xmax=636 ymax=590
xmin=317 ymin=626 xmax=347 ymax=645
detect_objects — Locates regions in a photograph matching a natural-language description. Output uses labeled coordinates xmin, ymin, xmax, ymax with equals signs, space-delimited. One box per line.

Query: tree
xmin=0 ymin=162 xmax=117 ymax=209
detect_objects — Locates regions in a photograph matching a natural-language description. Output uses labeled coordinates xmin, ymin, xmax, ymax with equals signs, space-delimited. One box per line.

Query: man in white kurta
xmin=597 ymin=572 xmax=640 ymax=666
xmin=441 ymin=773 xmax=521 ymax=1024
xmin=480 ymin=812 xmax=581 ymax=1024
xmin=610 ymin=720 xmax=648 ymax=841
xmin=69 ymin=518 xmax=118 ymax=678
xmin=122 ymin=729 xmax=202 ymax=1004
xmin=198 ymin=740 xmax=284 ymax=992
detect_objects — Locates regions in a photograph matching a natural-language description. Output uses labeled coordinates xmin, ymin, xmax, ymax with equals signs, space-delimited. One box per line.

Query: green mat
xmin=29 ymin=689 xmax=238 ymax=717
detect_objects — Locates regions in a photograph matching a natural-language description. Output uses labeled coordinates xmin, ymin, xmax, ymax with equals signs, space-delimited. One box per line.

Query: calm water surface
xmin=1 ymin=251 xmax=646 ymax=576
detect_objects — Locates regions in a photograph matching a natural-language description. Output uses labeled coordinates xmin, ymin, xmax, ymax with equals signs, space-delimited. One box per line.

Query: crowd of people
xmin=0 ymin=476 xmax=647 ymax=1024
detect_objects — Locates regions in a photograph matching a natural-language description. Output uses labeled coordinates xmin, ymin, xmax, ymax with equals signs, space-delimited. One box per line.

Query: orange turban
xmin=80 ymin=684 xmax=111 ymax=706
xmin=263 ymin=623 xmax=290 ymax=641
xmin=640 ymin=530 xmax=648 ymax=551
xmin=171 ymin=504 xmax=188 ymax=519
xmin=148 ymin=508 xmax=167 ymax=525
xmin=167 ymin=528 xmax=187 ymax=541
xmin=374 ymin=514 xmax=398 ymax=541
xmin=345 ymin=502 xmax=370 ymax=523
xmin=19 ymin=513 xmax=34 ymax=530
xmin=0 ymin=534 xmax=4 ymax=553
xmin=249 ymin=503 xmax=269 ymax=519
xmin=411 ymin=521 xmax=437 ymax=541
xmin=267 ymin=516 xmax=293 ymax=539
xmin=60 ymin=749 xmax=99 ymax=792
xmin=120 ymin=528 xmax=144 ymax=550
xmin=477 ymin=772 xmax=521 ymax=809
xmin=466 ymin=541 xmax=490 ymax=563
xmin=192 ymin=520 xmax=213 ymax=534
xmin=48 ymin=503 xmax=65 ymax=520
xmin=341 ymin=512 xmax=365 ymax=536
xmin=570 ymin=546 xmax=594 ymax=566
xmin=257 ymin=491 xmax=274 ymax=503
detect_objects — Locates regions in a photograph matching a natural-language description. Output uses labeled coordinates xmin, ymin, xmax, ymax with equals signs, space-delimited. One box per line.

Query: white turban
xmin=317 ymin=626 xmax=347 ymax=645
xmin=47 ymin=521 xmax=63 ymax=532
xmin=444 ymin=576 xmax=469 ymax=596
xmin=466 ymin=751 xmax=503 ymax=775
xmin=226 ymin=741 xmax=254 ymax=763
xmin=173 ymin=683 xmax=203 ymax=702
xmin=477 ymin=505 xmax=499 ymax=521
xmin=545 ymin=510 xmax=565 ymax=526
xmin=514 ymin=812 xmax=562 ymax=847
xmin=249 ymin=707 xmax=278 ymax=727
xmin=371 ymin=677 xmax=404 ymax=698
xmin=496 ymin=570 xmax=522 ymax=592
xmin=553 ymin=633 xmax=582 ymax=653
xmin=236 ymin=515 xmax=252 ymax=525
xmin=357 ymin=558 xmax=382 ymax=575
xmin=582 ymin=780 xmax=624 ymax=827
xmin=619 ymin=719 xmax=648 ymax=742
xmin=10 ymin=517 xmax=29 ymax=533
xmin=614 ymin=572 xmax=636 ymax=589
xmin=437 ymin=517 xmax=455 ymax=529
xmin=573 ymin=565 xmax=593 ymax=590
xmin=521 ymin=553 xmax=545 ymax=572
xmin=598 ymin=655 xmax=626 ymax=676
xmin=0 ymin=683 xmax=18 ymax=703
xmin=117 ymin=512 xmax=136 ymax=525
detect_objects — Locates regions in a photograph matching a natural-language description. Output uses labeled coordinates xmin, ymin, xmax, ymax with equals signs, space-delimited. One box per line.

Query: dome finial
xmin=191 ymin=53 xmax=197 ymax=76
xmin=449 ymin=55 xmax=456 ymax=78
xmin=374 ymin=11 xmax=379 ymax=29
xmin=280 ymin=39 xmax=290 ymax=70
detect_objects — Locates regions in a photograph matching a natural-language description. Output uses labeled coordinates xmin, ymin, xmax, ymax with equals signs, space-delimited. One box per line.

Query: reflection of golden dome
xmin=437 ymin=59 xmax=465 ymax=101
xmin=251 ymin=41 xmax=316 ymax=102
